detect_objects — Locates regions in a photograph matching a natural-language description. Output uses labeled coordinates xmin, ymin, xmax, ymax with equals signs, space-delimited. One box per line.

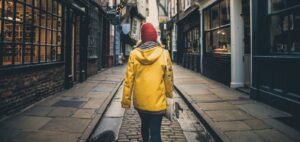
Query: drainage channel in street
xmin=89 ymin=83 xmax=216 ymax=142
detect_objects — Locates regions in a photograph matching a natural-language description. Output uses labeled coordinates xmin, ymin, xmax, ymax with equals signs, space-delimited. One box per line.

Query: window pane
xmin=15 ymin=23 xmax=22 ymax=44
xmin=204 ymin=9 xmax=210 ymax=31
xmin=220 ymin=0 xmax=230 ymax=25
xmin=41 ymin=11 xmax=46 ymax=27
xmin=34 ymin=0 xmax=40 ymax=8
xmin=24 ymin=44 xmax=31 ymax=63
xmin=52 ymin=46 xmax=56 ymax=61
xmin=212 ymin=30 xmax=220 ymax=51
xmin=41 ymin=0 xmax=47 ymax=11
xmin=16 ymin=2 xmax=24 ymax=23
xmin=217 ymin=27 xmax=231 ymax=54
xmin=24 ymin=24 xmax=32 ymax=43
xmin=40 ymin=28 xmax=46 ymax=44
xmin=269 ymin=0 xmax=300 ymax=12
xmin=25 ymin=0 xmax=33 ymax=5
xmin=47 ymin=29 xmax=51 ymax=45
xmin=47 ymin=14 xmax=52 ymax=29
xmin=15 ymin=44 xmax=22 ymax=64
xmin=205 ymin=32 xmax=212 ymax=53
xmin=291 ymin=8 xmax=300 ymax=53
xmin=58 ymin=3 xmax=62 ymax=17
xmin=47 ymin=0 xmax=52 ymax=13
xmin=52 ymin=31 xmax=57 ymax=45
xmin=33 ymin=46 xmax=39 ymax=63
xmin=270 ymin=14 xmax=289 ymax=53
xmin=58 ymin=17 xmax=62 ymax=31
xmin=3 ymin=20 xmax=13 ymax=43
xmin=25 ymin=6 xmax=33 ymax=25
xmin=46 ymin=46 xmax=51 ymax=61
xmin=57 ymin=46 xmax=62 ymax=61
xmin=53 ymin=16 xmax=57 ymax=30
xmin=57 ymin=31 xmax=62 ymax=46
xmin=205 ymin=27 xmax=231 ymax=54
xmin=4 ymin=1 xmax=14 ymax=18
xmin=40 ymin=45 xmax=46 ymax=62
xmin=53 ymin=1 xmax=57 ymax=15
xmin=211 ymin=4 xmax=220 ymax=28
xmin=3 ymin=44 xmax=13 ymax=65
xmin=34 ymin=8 xmax=40 ymax=26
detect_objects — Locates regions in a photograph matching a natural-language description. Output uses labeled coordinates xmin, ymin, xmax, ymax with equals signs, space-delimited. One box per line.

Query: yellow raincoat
xmin=121 ymin=45 xmax=173 ymax=112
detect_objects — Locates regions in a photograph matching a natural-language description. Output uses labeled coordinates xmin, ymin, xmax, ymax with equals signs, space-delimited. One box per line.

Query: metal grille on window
xmin=0 ymin=0 xmax=64 ymax=66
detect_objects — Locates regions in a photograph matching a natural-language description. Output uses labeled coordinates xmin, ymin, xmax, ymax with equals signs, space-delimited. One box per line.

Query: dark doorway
xmin=65 ymin=6 xmax=87 ymax=89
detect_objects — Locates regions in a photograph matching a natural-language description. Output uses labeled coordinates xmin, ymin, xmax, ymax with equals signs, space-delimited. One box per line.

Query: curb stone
xmin=79 ymin=80 xmax=124 ymax=142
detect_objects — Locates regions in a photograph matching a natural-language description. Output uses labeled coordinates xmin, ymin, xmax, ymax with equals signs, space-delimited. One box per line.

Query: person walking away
xmin=121 ymin=22 xmax=173 ymax=142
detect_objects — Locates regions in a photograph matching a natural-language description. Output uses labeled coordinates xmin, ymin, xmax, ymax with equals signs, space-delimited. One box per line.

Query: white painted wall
xmin=137 ymin=0 xmax=147 ymax=17
xmin=230 ymin=0 xmax=245 ymax=88
xmin=146 ymin=0 xmax=159 ymax=30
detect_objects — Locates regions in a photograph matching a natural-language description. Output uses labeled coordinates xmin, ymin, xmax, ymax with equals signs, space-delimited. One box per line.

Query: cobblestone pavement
xmin=117 ymin=91 xmax=214 ymax=142
xmin=118 ymin=107 xmax=186 ymax=142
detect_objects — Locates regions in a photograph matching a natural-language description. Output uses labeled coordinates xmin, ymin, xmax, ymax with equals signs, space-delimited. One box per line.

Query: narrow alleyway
xmin=1 ymin=64 xmax=300 ymax=142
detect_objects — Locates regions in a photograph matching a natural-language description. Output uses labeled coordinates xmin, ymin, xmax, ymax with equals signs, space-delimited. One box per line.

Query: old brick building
xmin=0 ymin=0 xmax=119 ymax=119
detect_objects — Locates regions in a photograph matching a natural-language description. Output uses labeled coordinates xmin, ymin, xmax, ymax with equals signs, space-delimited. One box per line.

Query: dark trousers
xmin=138 ymin=111 xmax=163 ymax=142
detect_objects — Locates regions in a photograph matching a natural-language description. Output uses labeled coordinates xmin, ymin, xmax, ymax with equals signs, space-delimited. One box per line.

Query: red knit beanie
xmin=141 ymin=23 xmax=157 ymax=43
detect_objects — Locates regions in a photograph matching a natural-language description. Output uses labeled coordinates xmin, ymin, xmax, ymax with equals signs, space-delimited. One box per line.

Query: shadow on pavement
xmin=89 ymin=130 xmax=116 ymax=142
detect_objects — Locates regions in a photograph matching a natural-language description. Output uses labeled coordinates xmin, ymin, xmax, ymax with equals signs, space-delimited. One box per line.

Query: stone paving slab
xmin=173 ymin=65 xmax=300 ymax=142
xmin=0 ymin=66 xmax=125 ymax=142
xmin=11 ymin=131 xmax=80 ymax=142
xmin=0 ymin=116 xmax=52 ymax=130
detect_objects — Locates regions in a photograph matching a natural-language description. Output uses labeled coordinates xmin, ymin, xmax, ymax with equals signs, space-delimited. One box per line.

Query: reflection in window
xmin=220 ymin=0 xmax=230 ymax=25
xmin=204 ymin=0 xmax=231 ymax=54
xmin=0 ymin=0 xmax=63 ymax=65
xmin=211 ymin=4 xmax=219 ymax=28
xmin=185 ymin=27 xmax=200 ymax=53
xmin=269 ymin=1 xmax=300 ymax=54
xmin=269 ymin=0 xmax=300 ymax=12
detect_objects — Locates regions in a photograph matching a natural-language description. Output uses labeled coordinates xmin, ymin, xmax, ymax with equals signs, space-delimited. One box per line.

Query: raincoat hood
xmin=135 ymin=46 xmax=163 ymax=65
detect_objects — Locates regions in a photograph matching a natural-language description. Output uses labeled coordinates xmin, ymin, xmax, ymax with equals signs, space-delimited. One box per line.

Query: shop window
xmin=184 ymin=26 xmax=200 ymax=53
xmin=220 ymin=0 xmax=230 ymax=25
xmin=211 ymin=4 xmax=219 ymax=28
xmin=268 ymin=0 xmax=300 ymax=54
xmin=0 ymin=0 xmax=63 ymax=66
xmin=204 ymin=0 xmax=231 ymax=54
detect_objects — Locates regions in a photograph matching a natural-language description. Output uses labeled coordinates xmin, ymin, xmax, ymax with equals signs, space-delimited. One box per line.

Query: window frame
xmin=0 ymin=0 xmax=64 ymax=67
xmin=203 ymin=0 xmax=231 ymax=55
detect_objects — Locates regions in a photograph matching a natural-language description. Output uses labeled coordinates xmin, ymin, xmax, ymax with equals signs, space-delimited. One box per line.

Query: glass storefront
xmin=184 ymin=26 xmax=200 ymax=53
xmin=204 ymin=0 xmax=231 ymax=54
xmin=268 ymin=0 xmax=300 ymax=54
xmin=0 ymin=0 xmax=63 ymax=66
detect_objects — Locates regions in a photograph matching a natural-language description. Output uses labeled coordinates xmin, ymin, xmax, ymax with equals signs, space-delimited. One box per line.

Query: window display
xmin=0 ymin=0 xmax=63 ymax=66
xmin=184 ymin=27 xmax=200 ymax=53
xmin=269 ymin=0 xmax=300 ymax=54
xmin=204 ymin=0 xmax=231 ymax=54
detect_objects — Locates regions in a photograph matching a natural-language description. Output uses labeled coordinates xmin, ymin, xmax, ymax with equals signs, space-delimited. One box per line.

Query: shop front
xmin=177 ymin=8 xmax=201 ymax=72
xmin=251 ymin=0 xmax=300 ymax=116
xmin=202 ymin=0 xmax=231 ymax=85
xmin=64 ymin=0 xmax=89 ymax=89
xmin=0 ymin=0 xmax=65 ymax=118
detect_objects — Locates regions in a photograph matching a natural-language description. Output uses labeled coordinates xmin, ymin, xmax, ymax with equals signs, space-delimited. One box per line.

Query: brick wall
xmin=0 ymin=63 xmax=65 ymax=119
